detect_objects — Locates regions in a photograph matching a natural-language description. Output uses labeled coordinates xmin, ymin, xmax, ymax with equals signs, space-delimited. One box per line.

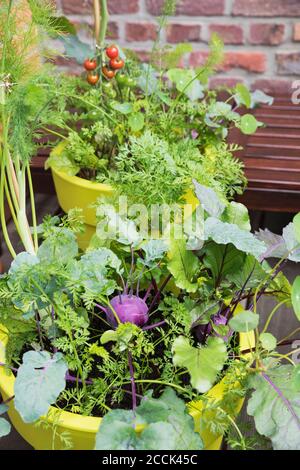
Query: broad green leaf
xmin=292 ymin=276 xmax=300 ymax=321
xmin=45 ymin=141 xmax=80 ymax=176
xmin=204 ymin=217 xmax=266 ymax=259
xmin=8 ymin=252 xmax=39 ymax=276
xmin=203 ymin=243 xmax=245 ymax=285
xmin=283 ymin=222 xmax=300 ymax=262
xmin=293 ymin=213 xmax=300 ymax=243
xmin=235 ymin=83 xmax=251 ymax=108
xmin=95 ymin=409 xmax=137 ymax=450
xmin=128 ymin=112 xmax=145 ymax=132
xmin=259 ymin=333 xmax=277 ymax=351
xmin=167 ymin=68 xmax=204 ymax=101
xmin=14 ymin=351 xmax=68 ymax=423
xmin=292 ymin=365 xmax=300 ymax=392
xmin=59 ymin=34 xmax=93 ymax=64
xmin=222 ymin=201 xmax=251 ymax=231
xmin=229 ymin=310 xmax=259 ymax=332
xmin=247 ymin=366 xmax=300 ymax=450
xmin=38 ymin=227 xmax=78 ymax=264
xmin=96 ymin=205 xmax=142 ymax=246
xmin=140 ymin=240 xmax=168 ymax=267
xmin=172 ymin=336 xmax=227 ymax=393
xmin=230 ymin=254 xmax=267 ymax=289
xmin=167 ymin=238 xmax=199 ymax=293
xmin=193 ymin=180 xmax=226 ymax=218
xmin=0 ymin=417 xmax=11 ymax=438
xmin=111 ymin=102 xmax=133 ymax=114
xmin=240 ymin=114 xmax=263 ymax=135
xmin=0 ymin=404 xmax=8 ymax=415
xmin=95 ymin=388 xmax=203 ymax=450
xmin=100 ymin=329 xmax=117 ymax=345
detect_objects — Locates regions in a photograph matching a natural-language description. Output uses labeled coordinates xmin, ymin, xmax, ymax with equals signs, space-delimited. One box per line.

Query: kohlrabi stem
xmin=143 ymin=320 xmax=167 ymax=331
xmin=128 ymin=351 xmax=137 ymax=411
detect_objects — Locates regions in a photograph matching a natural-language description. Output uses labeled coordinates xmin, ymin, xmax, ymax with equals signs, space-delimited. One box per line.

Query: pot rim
xmin=51 ymin=167 xmax=114 ymax=194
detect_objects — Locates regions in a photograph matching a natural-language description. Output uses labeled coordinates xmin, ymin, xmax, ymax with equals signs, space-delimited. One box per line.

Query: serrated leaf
xmin=38 ymin=227 xmax=78 ymax=264
xmin=172 ymin=336 xmax=227 ymax=393
xmin=193 ymin=180 xmax=226 ymax=218
xmin=140 ymin=240 xmax=168 ymax=267
xmin=247 ymin=366 xmax=300 ymax=450
xmin=14 ymin=351 xmax=68 ymax=423
xmin=100 ymin=329 xmax=117 ymax=345
xmin=240 ymin=114 xmax=263 ymax=135
xmin=229 ymin=310 xmax=259 ymax=332
xmin=45 ymin=141 xmax=80 ymax=176
xmin=167 ymin=238 xmax=199 ymax=293
xmin=292 ymin=276 xmax=300 ymax=321
xmin=283 ymin=222 xmax=300 ymax=262
xmin=259 ymin=333 xmax=277 ymax=351
xmin=204 ymin=217 xmax=266 ymax=259
xmin=255 ymin=228 xmax=287 ymax=259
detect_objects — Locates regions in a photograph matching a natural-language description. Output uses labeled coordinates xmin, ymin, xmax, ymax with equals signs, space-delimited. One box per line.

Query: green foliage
xmin=0 ymin=404 xmax=11 ymax=438
xmin=167 ymin=238 xmax=199 ymax=293
xmin=229 ymin=310 xmax=259 ymax=333
xmin=14 ymin=350 xmax=68 ymax=423
xmin=95 ymin=388 xmax=203 ymax=450
xmin=172 ymin=336 xmax=227 ymax=393
xmin=292 ymin=276 xmax=300 ymax=321
xmin=247 ymin=366 xmax=300 ymax=450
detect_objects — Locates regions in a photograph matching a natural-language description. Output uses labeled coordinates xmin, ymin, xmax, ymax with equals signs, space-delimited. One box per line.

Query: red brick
xmin=294 ymin=24 xmax=300 ymax=41
xmin=252 ymin=79 xmax=294 ymax=95
xmin=125 ymin=22 xmax=157 ymax=42
xmin=146 ymin=0 xmax=224 ymax=16
xmin=62 ymin=0 xmax=139 ymax=15
xmin=190 ymin=51 xmax=266 ymax=73
xmin=276 ymin=52 xmax=300 ymax=75
xmin=233 ymin=0 xmax=300 ymax=17
xmin=166 ymin=24 xmax=201 ymax=43
xmin=107 ymin=21 xmax=119 ymax=40
xmin=209 ymin=77 xmax=244 ymax=89
xmin=209 ymin=24 xmax=244 ymax=45
xmin=249 ymin=23 xmax=285 ymax=45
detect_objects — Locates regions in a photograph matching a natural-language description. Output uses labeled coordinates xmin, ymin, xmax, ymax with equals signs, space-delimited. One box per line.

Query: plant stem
xmin=261 ymin=299 xmax=288 ymax=334
xmin=148 ymin=274 xmax=172 ymax=313
xmin=99 ymin=0 xmax=108 ymax=47
xmin=26 ymin=163 xmax=38 ymax=252
xmin=143 ymin=320 xmax=167 ymax=331
xmin=128 ymin=351 xmax=137 ymax=411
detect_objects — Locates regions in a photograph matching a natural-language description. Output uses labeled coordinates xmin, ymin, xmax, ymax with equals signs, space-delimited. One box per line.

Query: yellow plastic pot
xmin=51 ymin=167 xmax=114 ymax=249
xmin=0 ymin=322 xmax=255 ymax=451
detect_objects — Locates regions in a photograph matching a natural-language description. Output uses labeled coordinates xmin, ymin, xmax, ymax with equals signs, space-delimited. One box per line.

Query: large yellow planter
xmin=0 ymin=325 xmax=255 ymax=450
xmin=51 ymin=167 xmax=114 ymax=249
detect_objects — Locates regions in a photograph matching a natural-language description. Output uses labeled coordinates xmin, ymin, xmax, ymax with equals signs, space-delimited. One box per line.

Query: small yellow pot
xmin=51 ymin=167 xmax=114 ymax=249
xmin=0 ymin=324 xmax=255 ymax=450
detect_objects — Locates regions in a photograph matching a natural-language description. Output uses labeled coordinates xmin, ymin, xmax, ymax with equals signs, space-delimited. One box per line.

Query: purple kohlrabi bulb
xmin=106 ymin=294 xmax=149 ymax=328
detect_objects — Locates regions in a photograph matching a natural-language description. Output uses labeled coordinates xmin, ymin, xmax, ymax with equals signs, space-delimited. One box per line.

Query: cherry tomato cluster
xmin=102 ymin=45 xmax=125 ymax=80
xmin=84 ymin=58 xmax=99 ymax=85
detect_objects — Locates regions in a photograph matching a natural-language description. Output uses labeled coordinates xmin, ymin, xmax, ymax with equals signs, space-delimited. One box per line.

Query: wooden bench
xmin=230 ymin=95 xmax=300 ymax=213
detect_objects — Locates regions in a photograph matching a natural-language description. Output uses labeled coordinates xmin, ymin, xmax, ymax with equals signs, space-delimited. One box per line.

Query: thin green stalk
xmin=125 ymin=379 xmax=196 ymax=397
xmin=26 ymin=163 xmax=38 ymax=252
xmin=261 ymin=299 xmax=288 ymax=334
xmin=0 ymin=151 xmax=16 ymax=258
xmin=99 ymin=0 xmax=108 ymax=47
xmin=4 ymin=177 xmax=22 ymax=240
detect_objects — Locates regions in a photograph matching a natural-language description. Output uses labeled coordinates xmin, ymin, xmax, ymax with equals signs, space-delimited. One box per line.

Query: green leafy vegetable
xmin=229 ymin=310 xmax=259 ymax=333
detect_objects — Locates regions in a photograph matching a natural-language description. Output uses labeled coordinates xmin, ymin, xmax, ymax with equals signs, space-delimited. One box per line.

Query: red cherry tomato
xmin=106 ymin=45 xmax=119 ymax=60
xmin=87 ymin=73 xmax=99 ymax=85
xmin=102 ymin=66 xmax=116 ymax=79
xmin=84 ymin=58 xmax=97 ymax=71
xmin=110 ymin=58 xmax=125 ymax=70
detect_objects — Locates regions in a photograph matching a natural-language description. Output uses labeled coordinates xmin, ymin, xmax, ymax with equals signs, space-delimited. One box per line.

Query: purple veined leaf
xmin=255 ymin=228 xmax=287 ymax=261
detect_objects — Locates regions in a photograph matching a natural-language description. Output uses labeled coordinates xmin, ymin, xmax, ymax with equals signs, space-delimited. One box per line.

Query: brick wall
xmin=56 ymin=0 xmax=300 ymax=95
